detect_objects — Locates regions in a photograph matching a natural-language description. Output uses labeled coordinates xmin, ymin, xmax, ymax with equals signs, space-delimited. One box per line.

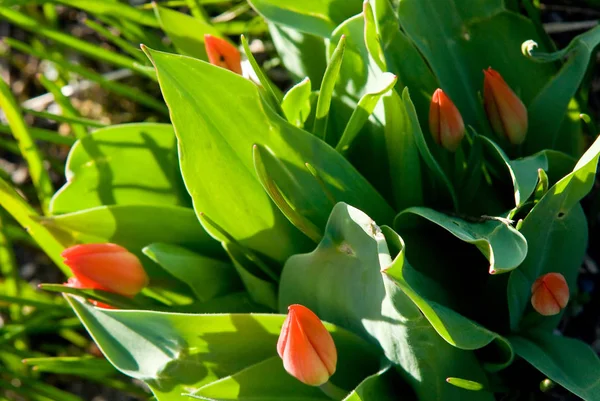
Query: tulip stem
xmin=319 ymin=381 xmax=347 ymax=400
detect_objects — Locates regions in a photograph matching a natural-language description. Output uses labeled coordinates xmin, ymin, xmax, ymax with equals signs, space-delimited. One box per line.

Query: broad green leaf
xmin=252 ymin=145 xmax=323 ymax=243
xmin=40 ymin=283 xmax=143 ymax=310
xmin=50 ymin=123 xmax=190 ymax=214
xmin=223 ymin=242 xmax=278 ymax=311
xmin=395 ymin=207 xmax=527 ymax=274
xmin=154 ymin=5 xmax=222 ymax=60
xmin=481 ymin=137 xmax=575 ymax=208
xmin=367 ymin=0 xmax=438 ymax=128
xmin=248 ymin=0 xmax=362 ymax=37
xmin=268 ymin=23 xmax=326 ymax=86
xmin=144 ymin=48 xmax=394 ymax=263
xmin=23 ymin=356 xmax=115 ymax=378
xmin=280 ymin=203 xmax=493 ymax=401
xmin=383 ymin=91 xmax=423 ymax=211
xmin=510 ymin=332 xmax=600 ymax=400
xmin=281 ymin=77 xmax=312 ymax=128
xmin=143 ymin=243 xmax=242 ymax=302
xmin=523 ymin=26 xmax=600 ymax=155
xmin=508 ymin=135 xmax=600 ymax=330
xmin=39 ymin=204 xmax=223 ymax=279
xmin=343 ymin=363 xmax=400 ymax=401
xmin=336 ymin=73 xmax=397 ymax=153
xmin=398 ymin=2 xmax=558 ymax=141
xmin=67 ymin=296 xmax=381 ymax=401
xmin=189 ymin=357 xmax=329 ymax=400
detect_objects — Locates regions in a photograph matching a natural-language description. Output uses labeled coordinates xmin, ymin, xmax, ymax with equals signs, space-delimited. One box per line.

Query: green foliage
xmin=1 ymin=1 xmax=600 ymax=400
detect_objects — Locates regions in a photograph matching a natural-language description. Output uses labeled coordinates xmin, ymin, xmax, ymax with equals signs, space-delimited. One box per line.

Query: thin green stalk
xmin=0 ymin=124 xmax=76 ymax=146
xmin=186 ymin=0 xmax=210 ymax=20
xmin=84 ymin=18 xmax=148 ymax=64
xmin=0 ymin=212 xmax=21 ymax=321
xmin=3 ymin=224 xmax=39 ymax=248
xmin=4 ymin=38 xmax=168 ymax=115
xmin=37 ymin=74 xmax=88 ymax=139
xmin=0 ymin=294 xmax=68 ymax=310
xmin=0 ymin=77 xmax=54 ymax=214
xmin=24 ymin=109 xmax=107 ymax=129
xmin=0 ymin=6 xmax=154 ymax=79
xmin=0 ymin=176 xmax=68 ymax=275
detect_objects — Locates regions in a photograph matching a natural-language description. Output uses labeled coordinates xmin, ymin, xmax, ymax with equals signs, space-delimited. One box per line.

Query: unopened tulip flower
xmin=204 ymin=34 xmax=242 ymax=75
xmin=62 ymin=243 xmax=149 ymax=297
xmin=65 ymin=277 xmax=112 ymax=309
xmin=531 ymin=272 xmax=569 ymax=316
xmin=429 ymin=88 xmax=465 ymax=152
xmin=483 ymin=67 xmax=528 ymax=145
xmin=277 ymin=304 xmax=337 ymax=386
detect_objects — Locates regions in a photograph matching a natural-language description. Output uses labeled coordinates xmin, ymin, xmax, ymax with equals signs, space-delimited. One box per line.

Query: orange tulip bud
xmin=531 ymin=273 xmax=569 ymax=316
xmin=277 ymin=304 xmax=337 ymax=386
xmin=429 ymin=88 xmax=465 ymax=152
xmin=65 ymin=277 xmax=113 ymax=309
xmin=62 ymin=243 xmax=149 ymax=297
xmin=204 ymin=34 xmax=242 ymax=75
xmin=483 ymin=67 xmax=528 ymax=145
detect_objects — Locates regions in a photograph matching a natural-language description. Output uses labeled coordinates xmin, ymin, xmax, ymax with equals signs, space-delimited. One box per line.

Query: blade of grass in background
xmin=84 ymin=18 xmax=148 ymax=64
xmin=0 ymin=6 xmax=155 ymax=78
xmin=37 ymin=74 xmax=88 ymax=139
xmin=0 ymin=212 xmax=22 ymax=321
xmin=23 ymin=109 xmax=107 ymax=129
xmin=0 ymin=77 xmax=54 ymax=214
xmin=53 ymin=0 xmax=159 ymax=28
xmin=4 ymin=38 xmax=168 ymax=115
xmin=0 ymin=177 xmax=68 ymax=275
xmin=0 ymin=124 xmax=77 ymax=146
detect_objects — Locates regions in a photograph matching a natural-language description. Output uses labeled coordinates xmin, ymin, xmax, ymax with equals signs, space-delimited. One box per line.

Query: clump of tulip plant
xmin=2 ymin=1 xmax=600 ymax=401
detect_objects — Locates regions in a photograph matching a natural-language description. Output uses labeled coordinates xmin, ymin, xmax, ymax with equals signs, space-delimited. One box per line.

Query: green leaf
xmin=144 ymin=48 xmax=394 ymax=264
xmin=50 ymin=123 xmax=190 ymax=214
xmin=40 ymin=204 xmax=223 ymax=279
xmin=247 ymin=0 xmax=362 ymax=37
xmin=66 ymin=295 xmax=381 ymax=401
xmin=481 ymin=136 xmax=575 ymax=208
xmin=398 ymin=2 xmax=559 ymax=141
xmin=383 ymin=91 xmax=424 ymax=211
xmin=523 ymin=26 xmax=600 ymax=155
xmin=445 ymin=378 xmax=485 ymax=391
xmin=268 ymin=23 xmax=327 ymax=86
xmin=342 ymin=363 xmax=400 ymax=401
xmin=281 ymin=77 xmax=312 ymax=128
xmin=395 ymin=207 xmax=527 ymax=274
xmin=508 ymin=135 xmax=600 ymax=330
xmin=510 ymin=331 xmax=600 ymax=400
xmin=52 ymin=0 xmax=159 ymax=28
xmin=223 ymin=242 xmax=277 ymax=311
xmin=336 ymin=73 xmax=397 ymax=153
xmin=280 ymin=203 xmax=494 ymax=401
xmin=240 ymin=35 xmax=283 ymax=109
xmin=188 ymin=357 xmax=329 ymax=400
xmin=40 ymin=283 xmax=142 ymax=309
xmin=154 ymin=5 xmax=222 ymax=60
xmin=143 ymin=243 xmax=242 ymax=302
xmin=402 ymin=88 xmax=458 ymax=209
xmin=313 ymin=35 xmax=346 ymax=140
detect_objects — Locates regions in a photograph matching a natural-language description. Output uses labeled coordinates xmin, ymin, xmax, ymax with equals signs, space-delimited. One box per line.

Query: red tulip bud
xmin=531 ymin=273 xmax=569 ymax=316
xmin=277 ymin=304 xmax=337 ymax=386
xmin=483 ymin=67 xmax=528 ymax=145
xmin=62 ymin=243 xmax=149 ymax=297
xmin=429 ymin=88 xmax=465 ymax=152
xmin=204 ymin=34 xmax=242 ymax=75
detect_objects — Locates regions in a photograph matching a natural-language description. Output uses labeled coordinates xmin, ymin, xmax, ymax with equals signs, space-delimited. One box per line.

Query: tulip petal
xmin=531 ymin=273 xmax=569 ymax=316
xmin=204 ymin=34 xmax=242 ymax=75
xmin=292 ymin=305 xmax=337 ymax=375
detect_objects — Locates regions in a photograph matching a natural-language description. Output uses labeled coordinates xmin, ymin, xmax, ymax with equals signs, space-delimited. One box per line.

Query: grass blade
xmin=0 ymin=77 xmax=54 ymax=214
xmin=0 ymin=124 xmax=76 ymax=146
xmin=24 ymin=109 xmax=107 ymax=129
xmin=37 ymin=74 xmax=88 ymax=139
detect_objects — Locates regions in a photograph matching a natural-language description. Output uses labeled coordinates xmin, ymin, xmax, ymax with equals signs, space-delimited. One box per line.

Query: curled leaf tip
xmin=521 ymin=40 xmax=538 ymax=57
